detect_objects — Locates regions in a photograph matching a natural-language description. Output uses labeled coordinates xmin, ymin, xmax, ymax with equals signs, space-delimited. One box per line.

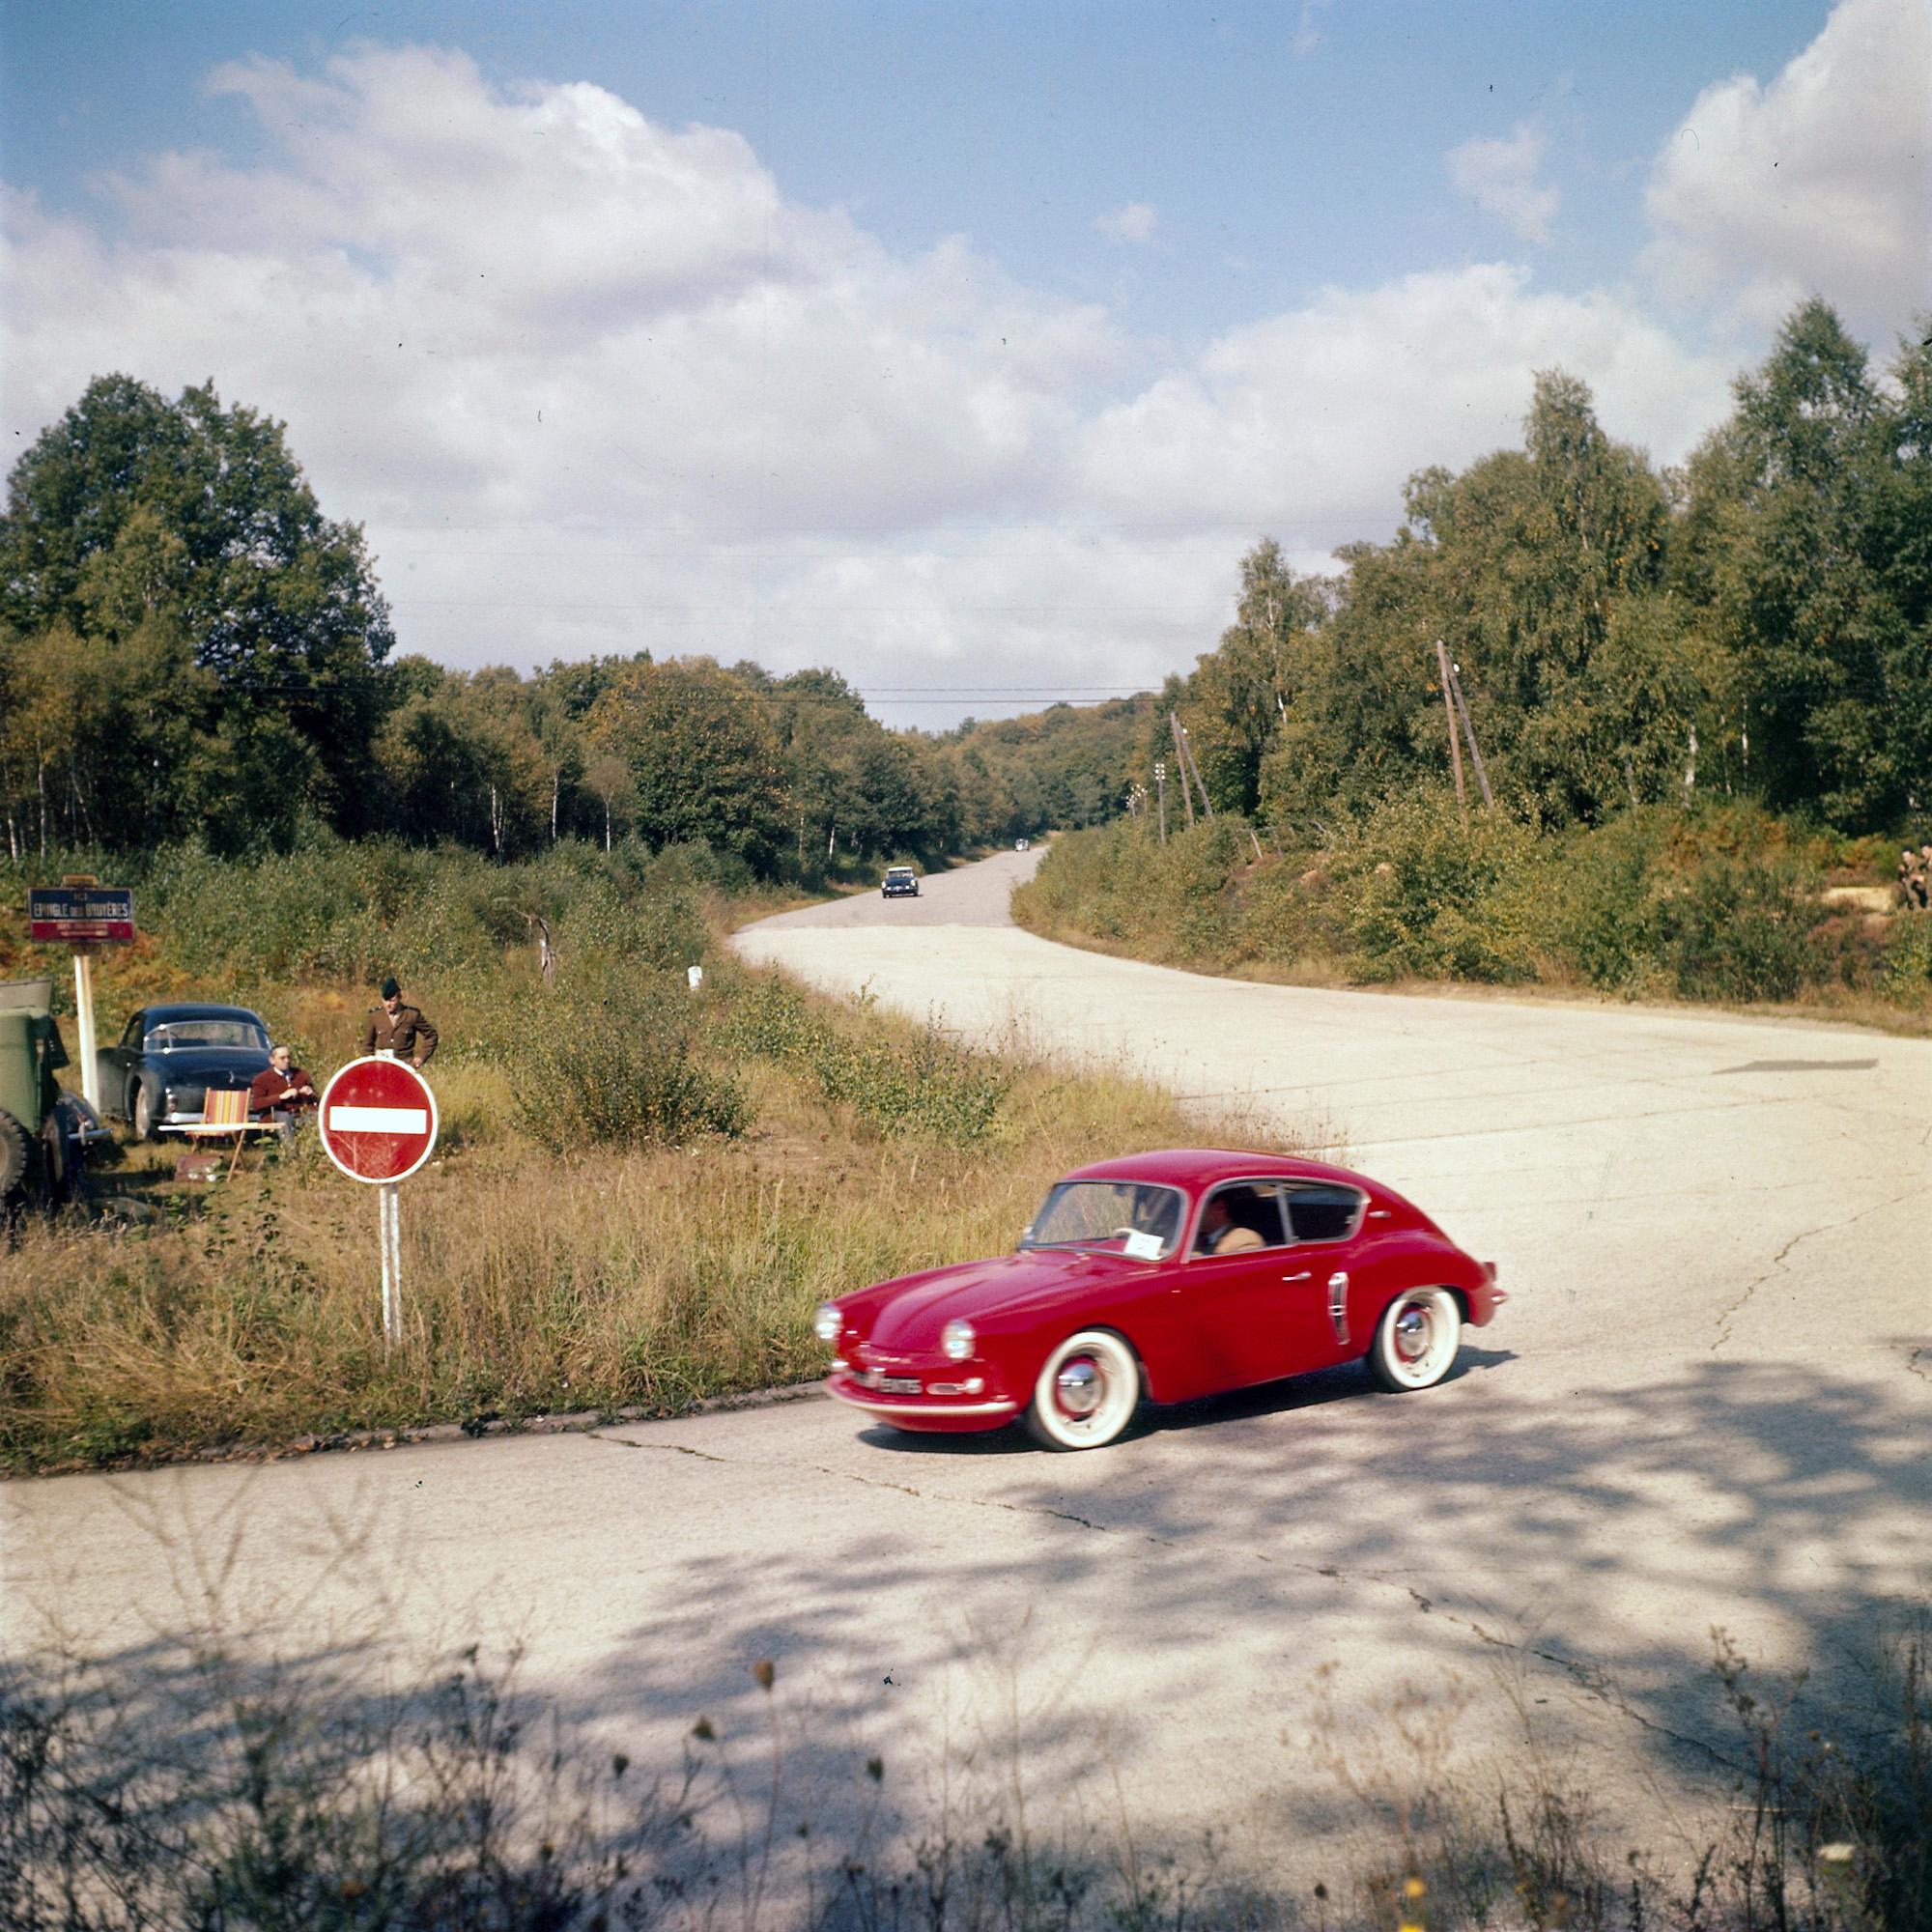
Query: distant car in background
xmin=881 ymin=866 xmax=921 ymax=898
xmin=1015 ymin=838 xmax=1030 ymax=851
xmin=97 ymin=1003 xmax=273 ymax=1141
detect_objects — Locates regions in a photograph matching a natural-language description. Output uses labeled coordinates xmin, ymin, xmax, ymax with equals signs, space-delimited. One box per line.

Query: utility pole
xmin=1154 ymin=760 xmax=1168 ymax=843
xmin=1169 ymin=714 xmax=1196 ymax=828
xmin=1185 ymin=729 xmax=1215 ymax=820
xmin=1170 ymin=713 xmax=1214 ymax=821
xmin=1443 ymin=658 xmax=1494 ymax=809
xmin=1435 ymin=640 xmax=1466 ymax=814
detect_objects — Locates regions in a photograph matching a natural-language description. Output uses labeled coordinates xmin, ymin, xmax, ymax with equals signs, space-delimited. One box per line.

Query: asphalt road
xmin=7 ymin=847 xmax=1929 ymax=1888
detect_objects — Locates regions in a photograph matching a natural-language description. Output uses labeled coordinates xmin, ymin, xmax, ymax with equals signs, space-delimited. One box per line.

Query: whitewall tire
xmin=1024 ymin=1329 xmax=1141 ymax=1450
xmin=1368 ymin=1289 xmax=1463 ymax=1392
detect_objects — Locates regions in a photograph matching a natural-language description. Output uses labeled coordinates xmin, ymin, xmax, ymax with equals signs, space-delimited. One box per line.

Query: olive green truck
xmin=0 ymin=978 xmax=99 ymax=1216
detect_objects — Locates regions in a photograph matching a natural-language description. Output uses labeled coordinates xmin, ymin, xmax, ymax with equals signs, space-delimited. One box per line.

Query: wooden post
xmin=1174 ymin=716 xmax=1215 ymax=821
xmin=1444 ymin=660 xmax=1494 ymax=810
xmin=1169 ymin=715 xmax=1196 ymax=827
xmin=1188 ymin=732 xmax=1216 ymax=821
xmin=1435 ymin=640 xmax=1466 ymax=813
xmin=1154 ymin=760 xmax=1168 ymax=843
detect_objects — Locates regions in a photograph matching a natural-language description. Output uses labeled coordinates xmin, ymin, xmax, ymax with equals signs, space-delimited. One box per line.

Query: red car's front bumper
xmin=825 ymin=1368 xmax=1020 ymax=1433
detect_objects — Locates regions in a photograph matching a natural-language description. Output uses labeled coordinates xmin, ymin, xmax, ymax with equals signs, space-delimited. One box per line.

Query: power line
xmin=395 ymin=597 xmax=1218 ymax=613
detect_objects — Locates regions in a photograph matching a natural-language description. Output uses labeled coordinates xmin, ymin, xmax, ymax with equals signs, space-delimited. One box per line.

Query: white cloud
xmin=1095 ymin=201 xmax=1158 ymax=244
xmin=1293 ymin=2 xmax=1333 ymax=61
xmin=1447 ymin=121 xmax=1560 ymax=244
xmin=1 ymin=43 xmax=1742 ymax=722
xmin=1074 ymin=265 xmax=1729 ymax=559
xmin=1642 ymin=0 xmax=1932 ymax=334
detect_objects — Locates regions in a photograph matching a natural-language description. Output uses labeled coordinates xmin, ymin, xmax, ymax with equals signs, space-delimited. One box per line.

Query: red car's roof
xmin=1056 ymin=1148 xmax=1378 ymax=1193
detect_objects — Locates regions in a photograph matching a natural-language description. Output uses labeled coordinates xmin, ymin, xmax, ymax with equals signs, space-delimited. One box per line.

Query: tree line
xmin=0 ymin=374 xmax=1134 ymax=875
xmin=9 ymin=298 xmax=1921 ymax=873
xmin=1152 ymin=299 xmax=1932 ymax=840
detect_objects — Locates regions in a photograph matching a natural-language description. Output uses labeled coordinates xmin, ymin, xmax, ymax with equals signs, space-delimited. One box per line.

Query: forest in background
xmin=0 ymin=376 xmax=1137 ymax=879
xmin=3 ymin=298 xmax=1927 ymax=894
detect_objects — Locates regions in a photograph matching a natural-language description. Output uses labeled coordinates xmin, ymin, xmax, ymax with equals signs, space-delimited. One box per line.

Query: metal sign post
xmin=72 ymin=947 xmax=99 ymax=1112
xmin=29 ymin=879 xmax=136 ymax=1113
xmin=317 ymin=1057 xmax=439 ymax=1350
xmin=379 ymin=1182 xmax=403 ymax=1348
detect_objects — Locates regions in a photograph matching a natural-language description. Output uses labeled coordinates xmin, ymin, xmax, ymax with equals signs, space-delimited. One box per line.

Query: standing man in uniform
xmin=362 ymin=976 xmax=439 ymax=1065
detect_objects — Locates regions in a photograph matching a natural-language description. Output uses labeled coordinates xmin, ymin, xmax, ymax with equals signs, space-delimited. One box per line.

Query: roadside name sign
xmin=29 ymin=885 xmax=135 ymax=944
xmin=318 ymin=1056 xmax=440 ymax=1184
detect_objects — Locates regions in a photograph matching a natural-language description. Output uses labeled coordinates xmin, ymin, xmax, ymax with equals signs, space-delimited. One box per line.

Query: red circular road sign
xmin=318 ymin=1056 xmax=440 ymax=1183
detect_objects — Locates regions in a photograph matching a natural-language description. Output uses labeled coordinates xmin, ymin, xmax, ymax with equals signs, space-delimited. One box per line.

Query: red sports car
xmin=815 ymin=1149 xmax=1504 ymax=1450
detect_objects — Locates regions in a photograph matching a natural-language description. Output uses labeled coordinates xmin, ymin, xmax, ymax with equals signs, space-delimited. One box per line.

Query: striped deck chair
xmin=195 ymin=1087 xmax=261 ymax=1177
xmin=201 ymin=1088 xmax=251 ymax=1128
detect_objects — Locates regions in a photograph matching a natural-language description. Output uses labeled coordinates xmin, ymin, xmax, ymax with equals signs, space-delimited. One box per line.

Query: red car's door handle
xmin=1282 ymin=1270 xmax=1312 ymax=1282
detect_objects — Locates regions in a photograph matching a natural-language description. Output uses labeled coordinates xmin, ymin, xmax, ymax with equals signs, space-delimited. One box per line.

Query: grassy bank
xmin=1013 ymin=797 xmax=1932 ymax=1026
xmin=0 ymin=839 xmax=1230 ymax=1474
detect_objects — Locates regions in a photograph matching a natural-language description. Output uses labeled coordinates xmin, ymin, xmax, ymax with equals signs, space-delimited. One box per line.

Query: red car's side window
xmin=1193 ymin=1182 xmax=1291 ymax=1256
xmin=1283 ymin=1183 xmax=1366 ymax=1243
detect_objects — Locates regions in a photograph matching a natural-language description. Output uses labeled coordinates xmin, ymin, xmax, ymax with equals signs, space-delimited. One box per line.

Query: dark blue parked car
xmin=96 ymin=1004 xmax=273 ymax=1141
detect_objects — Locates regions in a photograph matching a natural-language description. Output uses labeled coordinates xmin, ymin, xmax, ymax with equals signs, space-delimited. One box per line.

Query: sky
xmin=3 ymin=0 xmax=1928 ymax=726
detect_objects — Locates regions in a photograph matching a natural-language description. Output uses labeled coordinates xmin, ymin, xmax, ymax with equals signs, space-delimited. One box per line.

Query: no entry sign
xmin=318 ymin=1056 xmax=440 ymax=1183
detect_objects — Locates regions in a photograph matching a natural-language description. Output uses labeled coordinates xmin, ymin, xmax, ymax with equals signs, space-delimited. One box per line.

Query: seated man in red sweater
xmin=249 ymin=1044 xmax=318 ymax=1124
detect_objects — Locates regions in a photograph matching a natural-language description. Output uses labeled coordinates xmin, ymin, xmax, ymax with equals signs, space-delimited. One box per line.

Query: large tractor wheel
xmin=0 ymin=1108 xmax=31 ymax=1197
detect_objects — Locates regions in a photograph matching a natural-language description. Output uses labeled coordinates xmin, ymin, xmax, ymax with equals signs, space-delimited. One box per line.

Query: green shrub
xmin=1880 ymin=910 xmax=1932 ymax=993
xmin=1015 ymin=817 xmax=1271 ymax=970
xmin=1329 ymin=791 xmax=1548 ymax=982
xmin=1233 ymin=851 xmax=1346 ymax=966
xmin=1549 ymin=810 xmax=1671 ymax=993
xmin=506 ymin=975 xmax=747 ymax=1153
xmin=1662 ymin=856 xmax=1821 ymax=1003
xmin=725 ymin=976 xmax=1010 ymax=1146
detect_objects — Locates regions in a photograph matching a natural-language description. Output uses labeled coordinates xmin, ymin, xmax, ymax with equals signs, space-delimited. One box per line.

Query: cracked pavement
xmin=6 ymin=848 xmax=1928 ymax=1882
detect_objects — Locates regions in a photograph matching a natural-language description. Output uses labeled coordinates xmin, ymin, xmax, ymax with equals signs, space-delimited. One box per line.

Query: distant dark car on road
xmin=815 ymin=1148 xmax=1504 ymax=1451
xmin=97 ymin=1004 xmax=273 ymax=1141
xmin=881 ymin=866 xmax=921 ymax=898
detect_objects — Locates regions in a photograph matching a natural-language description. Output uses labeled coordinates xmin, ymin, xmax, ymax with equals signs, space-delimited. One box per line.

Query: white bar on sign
xmin=329 ymin=1105 xmax=429 ymax=1134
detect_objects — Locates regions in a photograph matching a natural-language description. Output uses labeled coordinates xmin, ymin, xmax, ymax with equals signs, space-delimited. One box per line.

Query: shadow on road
xmin=548 ymin=1355 xmax=1928 ymax=1853
xmin=12 ymin=1354 xmax=1926 ymax=1897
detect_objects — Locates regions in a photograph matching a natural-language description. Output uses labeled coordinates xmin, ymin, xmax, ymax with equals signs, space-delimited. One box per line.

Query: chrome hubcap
xmin=1394 ymin=1305 xmax=1432 ymax=1361
xmin=1056 ymin=1358 xmax=1102 ymax=1416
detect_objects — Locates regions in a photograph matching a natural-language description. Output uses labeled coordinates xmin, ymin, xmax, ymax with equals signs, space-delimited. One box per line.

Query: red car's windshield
xmin=1021 ymin=1180 xmax=1184 ymax=1259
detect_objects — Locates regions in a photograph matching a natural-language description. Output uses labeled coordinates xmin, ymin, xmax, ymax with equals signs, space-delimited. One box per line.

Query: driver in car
xmin=1196 ymin=1191 xmax=1265 ymax=1255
